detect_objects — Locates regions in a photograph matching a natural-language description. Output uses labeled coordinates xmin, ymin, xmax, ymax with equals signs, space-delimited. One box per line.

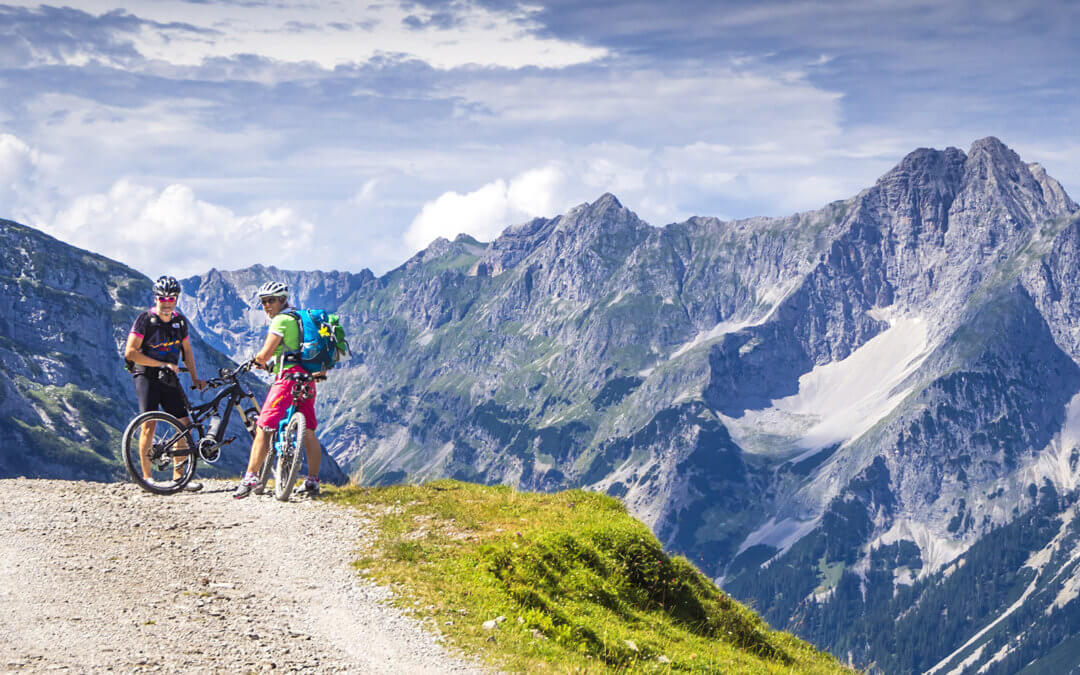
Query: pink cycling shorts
xmin=256 ymin=367 xmax=317 ymax=431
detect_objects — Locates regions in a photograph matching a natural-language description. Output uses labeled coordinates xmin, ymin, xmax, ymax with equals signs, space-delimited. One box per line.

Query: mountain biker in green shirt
xmin=233 ymin=281 xmax=323 ymax=499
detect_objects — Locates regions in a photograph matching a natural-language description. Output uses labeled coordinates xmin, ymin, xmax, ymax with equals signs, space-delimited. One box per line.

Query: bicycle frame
xmin=260 ymin=370 xmax=322 ymax=500
xmin=144 ymin=364 xmax=262 ymax=460
xmin=187 ymin=381 xmax=262 ymax=444
xmin=271 ymin=374 xmax=316 ymax=460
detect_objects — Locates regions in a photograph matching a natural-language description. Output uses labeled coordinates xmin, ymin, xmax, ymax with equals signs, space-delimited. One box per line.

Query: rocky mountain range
xmin=0 ymin=220 xmax=346 ymax=483
xmin=176 ymin=138 xmax=1080 ymax=673
xmin=5 ymin=136 xmax=1080 ymax=672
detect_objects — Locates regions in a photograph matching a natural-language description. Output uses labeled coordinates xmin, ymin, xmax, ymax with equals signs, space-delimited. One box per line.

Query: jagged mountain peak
xmin=889 ymin=144 xmax=967 ymax=173
xmin=874 ymin=137 xmax=1061 ymax=197
xmin=453 ymin=233 xmax=485 ymax=246
xmin=889 ymin=144 xmax=967 ymax=184
xmin=1028 ymin=161 xmax=1079 ymax=213
xmin=962 ymin=136 xmax=1031 ymax=183
xmin=589 ymin=192 xmax=624 ymax=210
xmin=416 ymin=236 xmax=456 ymax=261
xmin=864 ymin=138 xmax=1074 ymax=252
xmin=952 ymin=136 xmax=1077 ymax=229
xmin=555 ymin=192 xmax=648 ymax=236
xmin=967 ymin=134 xmax=1015 ymax=159
xmin=871 ymin=137 xmax=1044 ymax=202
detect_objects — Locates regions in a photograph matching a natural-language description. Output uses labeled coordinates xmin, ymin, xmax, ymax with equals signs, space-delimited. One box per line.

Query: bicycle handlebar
xmin=199 ymin=359 xmax=326 ymax=390
xmin=281 ymin=371 xmax=326 ymax=382
xmin=200 ymin=359 xmax=256 ymax=390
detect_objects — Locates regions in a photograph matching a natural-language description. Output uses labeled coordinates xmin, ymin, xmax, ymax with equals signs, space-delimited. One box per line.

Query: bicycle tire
xmin=273 ymin=412 xmax=306 ymax=502
xmin=121 ymin=411 xmax=197 ymax=495
xmin=254 ymin=433 xmax=274 ymax=495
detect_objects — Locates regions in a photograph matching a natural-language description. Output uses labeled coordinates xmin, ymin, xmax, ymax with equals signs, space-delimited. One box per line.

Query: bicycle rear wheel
xmin=273 ymin=412 xmax=306 ymax=502
xmin=121 ymin=411 xmax=197 ymax=495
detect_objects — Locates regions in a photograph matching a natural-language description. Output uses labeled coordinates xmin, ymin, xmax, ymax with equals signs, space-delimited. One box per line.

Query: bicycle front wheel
xmin=121 ymin=411 xmax=197 ymax=495
xmin=273 ymin=412 xmax=306 ymax=502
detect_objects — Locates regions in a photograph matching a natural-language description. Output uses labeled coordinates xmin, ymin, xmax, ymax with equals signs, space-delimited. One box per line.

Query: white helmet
xmin=256 ymin=281 xmax=289 ymax=299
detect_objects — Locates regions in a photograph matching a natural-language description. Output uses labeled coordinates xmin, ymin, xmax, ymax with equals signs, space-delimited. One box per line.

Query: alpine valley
xmin=5 ymin=137 xmax=1080 ymax=673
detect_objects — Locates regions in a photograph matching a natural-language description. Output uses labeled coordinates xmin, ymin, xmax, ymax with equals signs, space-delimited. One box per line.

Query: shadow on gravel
xmin=188 ymin=486 xmax=234 ymax=495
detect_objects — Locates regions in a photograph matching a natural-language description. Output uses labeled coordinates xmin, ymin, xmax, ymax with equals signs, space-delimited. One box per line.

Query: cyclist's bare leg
xmin=138 ymin=419 xmax=157 ymax=479
xmin=303 ymin=429 xmax=321 ymax=478
xmin=245 ymin=427 xmax=273 ymax=475
xmin=172 ymin=416 xmax=192 ymax=480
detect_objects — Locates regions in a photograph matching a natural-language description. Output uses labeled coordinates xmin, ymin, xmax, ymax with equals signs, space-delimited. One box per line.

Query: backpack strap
xmin=281 ymin=309 xmax=305 ymax=365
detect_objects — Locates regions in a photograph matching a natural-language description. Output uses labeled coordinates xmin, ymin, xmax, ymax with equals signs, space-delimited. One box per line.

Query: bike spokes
xmin=121 ymin=412 xmax=197 ymax=495
xmin=273 ymin=412 xmax=306 ymax=501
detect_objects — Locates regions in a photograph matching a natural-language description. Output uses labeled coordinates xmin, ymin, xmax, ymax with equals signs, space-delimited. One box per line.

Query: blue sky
xmin=0 ymin=0 xmax=1077 ymax=277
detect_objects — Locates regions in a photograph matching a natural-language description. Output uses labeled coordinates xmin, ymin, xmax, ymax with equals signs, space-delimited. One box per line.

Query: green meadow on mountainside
xmin=326 ymin=480 xmax=851 ymax=673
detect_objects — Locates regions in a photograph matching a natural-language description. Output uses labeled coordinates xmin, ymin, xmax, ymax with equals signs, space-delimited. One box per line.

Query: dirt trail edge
xmin=0 ymin=478 xmax=486 ymax=674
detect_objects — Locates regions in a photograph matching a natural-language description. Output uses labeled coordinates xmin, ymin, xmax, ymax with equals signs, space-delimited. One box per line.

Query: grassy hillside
xmin=325 ymin=480 xmax=852 ymax=673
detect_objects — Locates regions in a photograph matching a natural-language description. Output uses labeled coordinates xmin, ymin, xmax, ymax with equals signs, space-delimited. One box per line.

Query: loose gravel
xmin=0 ymin=478 xmax=487 ymax=674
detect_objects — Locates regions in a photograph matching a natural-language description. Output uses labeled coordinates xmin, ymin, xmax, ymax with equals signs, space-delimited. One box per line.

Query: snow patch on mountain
xmin=668 ymin=280 xmax=802 ymax=361
xmin=1024 ymin=391 xmax=1080 ymax=492
xmin=1049 ymin=560 xmax=1080 ymax=613
xmin=415 ymin=329 xmax=435 ymax=346
xmin=979 ymin=641 xmax=1017 ymax=675
xmin=736 ymin=515 xmax=821 ymax=557
xmin=777 ymin=314 xmax=930 ymax=451
xmin=1024 ymin=507 xmax=1075 ymax=572
xmin=669 ymin=318 xmax=754 ymax=360
xmin=942 ymin=644 xmax=985 ymax=675
xmin=724 ymin=312 xmax=932 ymax=458
xmin=874 ymin=519 xmax=970 ymax=575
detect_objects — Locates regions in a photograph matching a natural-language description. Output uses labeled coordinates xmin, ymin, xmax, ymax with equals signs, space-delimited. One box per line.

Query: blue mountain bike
xmin=253 ymin=370 xmax=322 ymax=502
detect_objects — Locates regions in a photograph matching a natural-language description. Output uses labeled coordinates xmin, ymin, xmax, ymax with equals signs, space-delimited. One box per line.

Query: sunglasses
xmin=157 ymin=296 xmax=178 ymax=303
xmin=260 ymin=298 xmax=281 ymax=306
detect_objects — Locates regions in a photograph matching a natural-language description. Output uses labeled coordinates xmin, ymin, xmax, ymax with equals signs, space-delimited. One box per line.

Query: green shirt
xmin=268 ymin=312 xmax=300 ymax=374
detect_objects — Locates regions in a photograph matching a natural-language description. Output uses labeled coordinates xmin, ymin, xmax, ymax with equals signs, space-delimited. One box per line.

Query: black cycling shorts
xmin=133 ymin=370 xmax=189 ymax=419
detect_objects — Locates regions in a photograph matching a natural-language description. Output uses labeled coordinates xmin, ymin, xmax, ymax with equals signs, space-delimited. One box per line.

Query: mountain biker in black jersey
xmin=124 ymin=275 xmax=207 ymax=492
xmin=233 ymin=281 xmax=323 ymax=499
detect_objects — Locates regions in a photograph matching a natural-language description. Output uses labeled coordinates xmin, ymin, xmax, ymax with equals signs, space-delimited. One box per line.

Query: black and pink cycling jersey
xmin=129 ymin=308 xmax=189 ymax=373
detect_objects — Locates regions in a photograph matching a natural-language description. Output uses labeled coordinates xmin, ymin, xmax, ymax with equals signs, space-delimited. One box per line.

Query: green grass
xmin=814 ymin=557 xmax=846 ymax=595
xmin=325 ymin=480 xmax=853 ymax=674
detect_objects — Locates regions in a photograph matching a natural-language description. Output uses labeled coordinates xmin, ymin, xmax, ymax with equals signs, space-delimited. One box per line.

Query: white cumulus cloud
xmin=0 ymin=133 xmax=51 ymax=224
xmin=404 ymin=165 xmax=570 ymax=250
xmin=50 ymin=180 xmax=315 ymax=278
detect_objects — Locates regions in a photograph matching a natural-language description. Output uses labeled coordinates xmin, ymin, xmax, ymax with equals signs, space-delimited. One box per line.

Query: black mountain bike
xmin=121 ymin=360 xmax=262 ymax=495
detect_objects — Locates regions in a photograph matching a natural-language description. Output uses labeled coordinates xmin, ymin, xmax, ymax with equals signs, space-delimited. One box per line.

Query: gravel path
xmin=0 ymin=478 xmax=486 ymax=674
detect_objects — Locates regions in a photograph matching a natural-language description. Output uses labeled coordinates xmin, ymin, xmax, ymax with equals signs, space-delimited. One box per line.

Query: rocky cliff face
xmin=87 ymin=137 xmax=1080 ymax=672
xmin=180 ymin=265 xmax=373 ymax=361
xmin=0 ymin=222 xmax=346 ymax=483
